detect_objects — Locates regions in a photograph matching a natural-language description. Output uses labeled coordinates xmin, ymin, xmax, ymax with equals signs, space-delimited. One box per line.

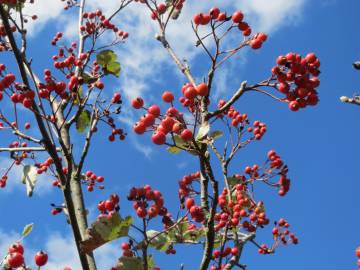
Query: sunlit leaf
xmin=146 ymin=230 xmax=170 ymax=251
xmin=209 ymin=130 xmax=223 ymax=140
xmin=81 ymin=213 xmax=132 ymax=253
xmin=21 ymin=165 xmax=37 ymax=197
xmin=196 ymin=122 xmax=210 ymax=141
xmin=167 ymin=146 xmax=182 ymax=154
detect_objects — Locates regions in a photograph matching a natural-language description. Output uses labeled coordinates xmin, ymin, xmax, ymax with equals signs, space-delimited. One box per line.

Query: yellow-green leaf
xmin=76 ymin=110 xmax=91 ymax=133
xmin=22 ymin=223 xmax=33 ymax=238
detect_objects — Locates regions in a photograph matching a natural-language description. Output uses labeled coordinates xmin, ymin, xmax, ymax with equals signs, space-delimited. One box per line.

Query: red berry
xmin=231 ymin=247 xmax=239 ymax=255
xmin=148 ymin=105 xmax=161 ymax=117
xmin=193 ymin=14 xmax=202 ymax=25
xmin=305 ymin=52 xmax=317 ymax=63
xmin=195 ymin=83 xmax=209 ymax=96
xmin=22 ymin=98 xmax=33 ymax=108
xmin=8 ymin=243 xmax=24 ymax=255
xmin=162 ymin=91 xmax=174 ymax=103
xmin=157 ymin=3 xmax=166 ymax=14
xmin=121 ymin=242 xmax=130 ymax=250
xmin=185 ymin=198 xmax=195 ymax=209
xmin=131 ymin=97 xmax=144 ymax=109
xmin=34 ymin=251 xmax=48 ymax=267
xmin=217 ymin=12 xmax=226 ymax=21
xmin=133 ymin=122 xmax=146 ymax=135
xmin=180 ymin=129 xmax=193 ymax=141
xmin=288 ymin=100 xmax=300 ymax=111
xmin=232 ymin=11 xmax=244 ymax=23
xmin=238 ymin=22 xmax=249 ymax=31
xmin=105 ymin=200 xmax=115 ymax=211
xmin=257 ymin=32 xmax=268 ymax=42
xmin=209 ymin=7 xmax=220 ymax=19
xmin=356 ymin=247 xmax=360 ymax=258
xmin=136 ymin=207 xmax=147 ymax=218
xmin=250 ymin=39 xmax=262 ymax=49
xmin=151 ymin=131 xmax=166 ymax=145
xmin=7 ymin=252 xmax=24 ymax=268
xmin=200 ymin=14 xmax=211 ymax=25
xmin=184 ymin=86 xmax=197 ymax=99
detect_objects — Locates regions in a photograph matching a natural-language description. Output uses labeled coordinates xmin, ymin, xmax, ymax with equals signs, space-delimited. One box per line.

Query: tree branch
xmin=208 ymin=81 xmax=247 ymax=119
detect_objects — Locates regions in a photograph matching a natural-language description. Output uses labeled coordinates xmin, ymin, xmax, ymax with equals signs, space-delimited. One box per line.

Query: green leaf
xmin=146 ymin=230 xmax=170 ymax=251
xmin=106 ymin=61 xmax=121 ymax=77
xmin=183 ymin=227 xmax=205 ymax=242
xmin=209 ymin=130 xmax=223 ymax=140
xmin=96 ymin=50 xmax=121 ymax=77
xmin=96 ymin=50 xmax=117 ymax=65
xmin=82 ymin=72 xmax=98 ymax=84
xmin=167 ymin=146 xmax=182 ymax=154
xmin=81 ymin=213 xmax=132 ymax=253
xmin=115 ymin=256 xmax=154 ymax=270
xmin=147 ymin=255 xmax=155 ymax=270
xmin=196 ymin=122 xmax=210 ymax=141
xmin=76 ymin=110 xmax=91 ymax=133
xmin=73 ymin=86 xmax=83 ymax=106
xmin=21 ymin=165 xmax=37 ymax=197
xmin=227 ymin=176 xmax=239 ymax=187
xmin=22 ymin=223 xmax=33 ymax=238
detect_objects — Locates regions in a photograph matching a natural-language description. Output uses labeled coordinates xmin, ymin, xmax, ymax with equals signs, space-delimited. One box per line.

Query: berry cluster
xmin=271 ymin=218 xmax=298 ymax=247
xmin=0 ymin=70 xmax=37 ymax=110
xmin=107 ymin=116 xmax=126 ymax=142
xmin=217 ymin=100 xmax=268 ymax=140
xmin=4 ymin=242 xmax=48 ymax=269
xmin=272 ymin=52 xmax=321 ymax=111
xmin=51 ymin=39 xmax=86 ymax=73
xmin=179 ymin=82 xmax=208 ymax=113
xmin=120 ymin=241 xmax=134 ymax=258
xmin=35 ymin=157 xmax=55 ymax=175
xmin=210 ymin=246 xmax=239 ymax=270
xmin=97 ymin=193 xmax=120 ymax=219
xmin=247 ymin=120 xmax=267 ymax=140
xmin=128 ymin=185 xmax=172 ymax=225
xmin=80 ymin=10 xmax=128 ymax=39
xmin=216 ymin=187 xmax=267 ymax=233
xmin=149 ymin=0 xmax=185 ymax=20
xmin=193 ymin=8 xmax=268 ymax=50
xmin=242 ymin=150 xmax=290 ymax=196
xmin=132 ymin=92 xmax=194 ymax=145
xmin=84 ymin=170 xmax=105 ymax=192
xmin=7 ymin=140 xmax=29 ymax=165
xmin=185 ymin=197 xmax=205 ymax=223
xmin=178 ymin=171 xmax=200 ymax=197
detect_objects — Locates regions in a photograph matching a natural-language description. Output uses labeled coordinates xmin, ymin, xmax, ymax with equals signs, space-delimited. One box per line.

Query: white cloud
xmin=23 ymin=0 xmax=65 ymax=36
xmin=45 ymin=233 xmax=120 ymax=270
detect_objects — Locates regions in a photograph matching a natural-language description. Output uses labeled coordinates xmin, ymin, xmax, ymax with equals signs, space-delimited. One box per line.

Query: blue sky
xmin=0 ymin=0 xmax=359 ymax=269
